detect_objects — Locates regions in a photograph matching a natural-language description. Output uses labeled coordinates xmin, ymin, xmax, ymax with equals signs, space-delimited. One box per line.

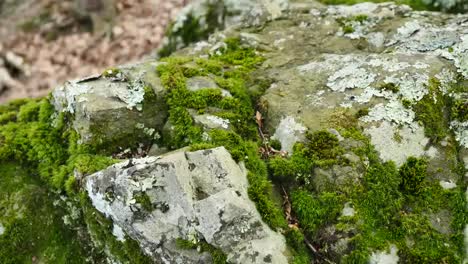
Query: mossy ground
xmin=0 ymin=163 xmax=99 ymax=263
xmin=269 ymin=122 xmax=466 ymax=263
xmin=0 ymin=98 xmax=151 ymax=263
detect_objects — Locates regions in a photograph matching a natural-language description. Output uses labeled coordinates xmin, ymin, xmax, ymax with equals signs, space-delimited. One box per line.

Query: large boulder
xmin=85 ymin=147 xmax=288 ymax=263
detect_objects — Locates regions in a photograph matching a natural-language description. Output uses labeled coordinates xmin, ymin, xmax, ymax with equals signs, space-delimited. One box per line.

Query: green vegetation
xmin=291 ymin=190 xmax=343 ymax=234
xmin=102 ymin=67 xmax=122 ymax=78
xmin=176 ymin=238 xmax=227 ymax=263
xmin=0 ymin=163 xmax=100 ymax=263
xmin=336 ymin=14 xmax=369 ymax=34
xmin=0 ymin=97 xmax=153 ymax=262
xmin=268 ymin=117 xmax=465 ymax=262
xmin=399 ymin=157 xmax=427 ymax=194
xmin=412 ymin=78 xmax=448 ymax=143
xmin=134 ymin=192 xmax=153 ymax=212
xmin=1 ymin=21 xmax=466 ymax=264
xmin=451 ymin=98 xmax=468 ymax=122
xmin=379 ymin=82 xmax=400 ymax=93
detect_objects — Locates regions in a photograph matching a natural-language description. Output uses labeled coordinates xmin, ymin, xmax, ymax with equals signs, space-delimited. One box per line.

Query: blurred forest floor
xmin=0 ymin=0 xmax=188 ymax=103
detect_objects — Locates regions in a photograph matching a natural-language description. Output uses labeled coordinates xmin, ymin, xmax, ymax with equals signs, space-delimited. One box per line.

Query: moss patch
xmin=0 ymin=97 xmax=152 ymax=263
xmin=0 ymin=163 xmax=100 ymax=264
xmin=412 ymin=78 xmax=449 ymax=143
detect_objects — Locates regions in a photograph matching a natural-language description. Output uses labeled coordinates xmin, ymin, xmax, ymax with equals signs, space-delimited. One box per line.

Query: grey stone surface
xmin=186 ymin=76 xmax=232 ymax=96
xmin=85 ymin=147 xmax=288 ymax=263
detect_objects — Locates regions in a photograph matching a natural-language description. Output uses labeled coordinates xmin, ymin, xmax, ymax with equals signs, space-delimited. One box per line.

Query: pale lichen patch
xmin=112 ymin=224 xmax=126 ymax=242
xmin=365 ymin=121 xmax=437 ymax=166
xmin=439 ymin=180 xmax=457 ymax=190
xmin=272 ymin=116 xmax=307 ymax=154
xmin=450 ymin=120 xmax=468 ymax=148
xmin=369 ymin=244 xmax=399 ymax=264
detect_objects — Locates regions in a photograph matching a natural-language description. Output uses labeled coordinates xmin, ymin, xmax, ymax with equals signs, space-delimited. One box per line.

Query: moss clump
xmin=157 ymin=38 xmax=263 ymax=148
xmin=134 ymin=192 xmax=153 ymax=212
xmin=399 ymin=157 xmax=427 ymax=195
xmin=102 ymin=67 xmax=122 ymax=78
xmin=412 ymin=78 xmax=448 ymax=143
xmin=304 ymin=130 xmax=344 ymax=166
xmin=291 ymin=190 xmax=343 ymax=234
xmin=175 ymin=238 xmax=227 ymax=263
xmin=0 ymin=163 xmax=100 ymax=264
xmin=284 ymin=228 xmax=311 ymax=264
xmin=450 ymin=98 xmax=467 ymax=122
xmin=343 ymin=24 xmax=355 ymax=33
xmin=379 ymin=82 xmax=400 ymax=93
xmin=355 ymin=108 xmax=369 ymax=118
xmin=0 ymin=98 xmax=111 ymax=189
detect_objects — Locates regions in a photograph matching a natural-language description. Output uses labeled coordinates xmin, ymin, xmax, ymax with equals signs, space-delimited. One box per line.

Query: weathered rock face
xmin=45 ymin=0 xmax=467 ymax=262
xmin=170 ymin=1 xmax=467 ymax=261
xmin=52 ymin=61 xmax=167 ymax=150
xmin=85 ymin=147 xmax=288 ymax=263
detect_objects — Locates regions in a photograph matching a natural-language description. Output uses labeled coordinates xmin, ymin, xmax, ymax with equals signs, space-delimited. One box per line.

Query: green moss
xmin=102 ymin=67 xmax=122 ymax=78
xmin=134 ymin=192 xmax=153 ymax=212
xmin=399 ymin=157 xmax=427 ymax=195
xmin=450 ymin=98 xmax=467 ymax=122
xmin=291 ymin=190 xmax=343 ymax=234
xmin=412 ymin=78 xmax=448 ymax=143
xmin=0 ymin=163 xmax=100 ymax=263
xmin=0 ymin=98 xmax=154 ymax=263
xmin=355 ymin=108 xmax=369 ymax=118
xmin=343 ymin=24 xmax=355 ymax=34
xmin=284 ymin=228 xmax=311 ymax=264
xmin=269 ymin=138 xmax=282 ymax=150
xmin=304 ymin=130 xmax=344 ymax=167
xmin=157 ymin=38 xmax=264 ymax=148
xmin=379 ymin=82 xmax=400 ymax=93
xmin=402 ymin=98 xmax=412 ymax=108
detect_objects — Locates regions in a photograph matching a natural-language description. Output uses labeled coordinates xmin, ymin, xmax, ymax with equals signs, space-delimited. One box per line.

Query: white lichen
xmin=439 ymin=180 xmax=457 ymax=190
xmin=272 ymin=116 xmax=307 ymax=154
xmin=112 ymin=224 xmax=126 ymax=242
xmin=369 ymin=244 xmax=399 ymax=264
xmin=450 ymin=120 xmax=468 ymax=148
xmin=342 ymin=202 xmax=355 ymax=217
xmin=206 ymin=115 xmax=230 ymax=129
xmin=53 ymin=81 xmax=92 ymax=114
xmin=365 ymin=121 xmax=438 ymax=166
